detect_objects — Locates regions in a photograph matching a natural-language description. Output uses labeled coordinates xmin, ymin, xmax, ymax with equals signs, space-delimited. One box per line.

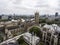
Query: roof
xmin=56 ymin=27 xmax=60 ymax=33
xmin=43 ymin=24 xmax=54 ymax=30
xmin=11 ymin=19 xmax=18 ymax=22
xmin=7 ymin=25 xmax=19 ymax=30
xmin=21 ymin=19 xmax=25 ymax=22
xmin=52 ymin=24 xmax=58 ymax=27
xmin=23 ymin=32 xmax=40 ymax=43
xmin=43 ymin=24 xmax=60 ymax=33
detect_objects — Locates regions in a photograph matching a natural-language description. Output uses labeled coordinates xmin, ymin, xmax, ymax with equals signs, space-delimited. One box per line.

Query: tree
xmin=0 ymin=36 xmax=3 ymax=43
xmin=41 ymin=23 xmax=45 ymax=27
xmin=17 ymin=36 xmax=24 ymax=44
xmin=17 ymin=36 xmax=28 ymax=45
xmin=29 ymin=26 xmax=42 ymax=38
xmin=39 ymin=18 xmax=46 ymax=23
xmin=39 ymin=42 xmax=44 ymax=45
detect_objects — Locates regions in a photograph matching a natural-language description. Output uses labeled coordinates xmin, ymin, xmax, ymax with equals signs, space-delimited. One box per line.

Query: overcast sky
xmin=0 ymin=0 xmax=60 ymax=15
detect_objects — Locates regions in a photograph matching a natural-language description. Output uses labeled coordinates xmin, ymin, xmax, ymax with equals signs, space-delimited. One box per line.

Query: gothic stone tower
xmin=35 ymin=12 xmax=39 ymax=25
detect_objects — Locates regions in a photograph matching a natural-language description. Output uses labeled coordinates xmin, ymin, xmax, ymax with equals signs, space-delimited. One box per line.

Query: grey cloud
xmin=0 ymin=0 xmax=60 ymax=15
xmin=13 ymin=0 xmax=22 ymax=4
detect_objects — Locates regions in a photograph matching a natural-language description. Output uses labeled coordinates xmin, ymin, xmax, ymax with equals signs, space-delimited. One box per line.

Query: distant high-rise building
xmin=35 ymin=12 xmax=39 ymax=25
xmin=2 ymin=15 xmax=8 ymax=19
xmin=0 ymin=15 xmax=2 ymax=19
xmin=55 ymin=12 xmax=58 ymax=17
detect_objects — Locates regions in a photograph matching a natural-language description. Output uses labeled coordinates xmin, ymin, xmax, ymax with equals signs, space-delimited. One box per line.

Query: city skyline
xmin=0 ymin=0 xmax=60 ymax=15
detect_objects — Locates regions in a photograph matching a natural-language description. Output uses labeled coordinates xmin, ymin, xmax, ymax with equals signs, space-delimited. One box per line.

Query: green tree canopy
xmin=29 ymin=26 xmax=42 ymax=38
xmin=38 ymin=42 xmax=44 ymax=45
xmin=17 ymin=36 xmax=28 ymax=45
xmin=0 ymin=36 xmax=3 ymax=43
xmin=17 ymin=36 xmax=24 ymax=44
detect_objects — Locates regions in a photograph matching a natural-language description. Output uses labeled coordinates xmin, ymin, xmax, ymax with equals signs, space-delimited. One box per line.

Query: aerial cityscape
xmin=0 ymin=0 xmax=60 ymax=45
